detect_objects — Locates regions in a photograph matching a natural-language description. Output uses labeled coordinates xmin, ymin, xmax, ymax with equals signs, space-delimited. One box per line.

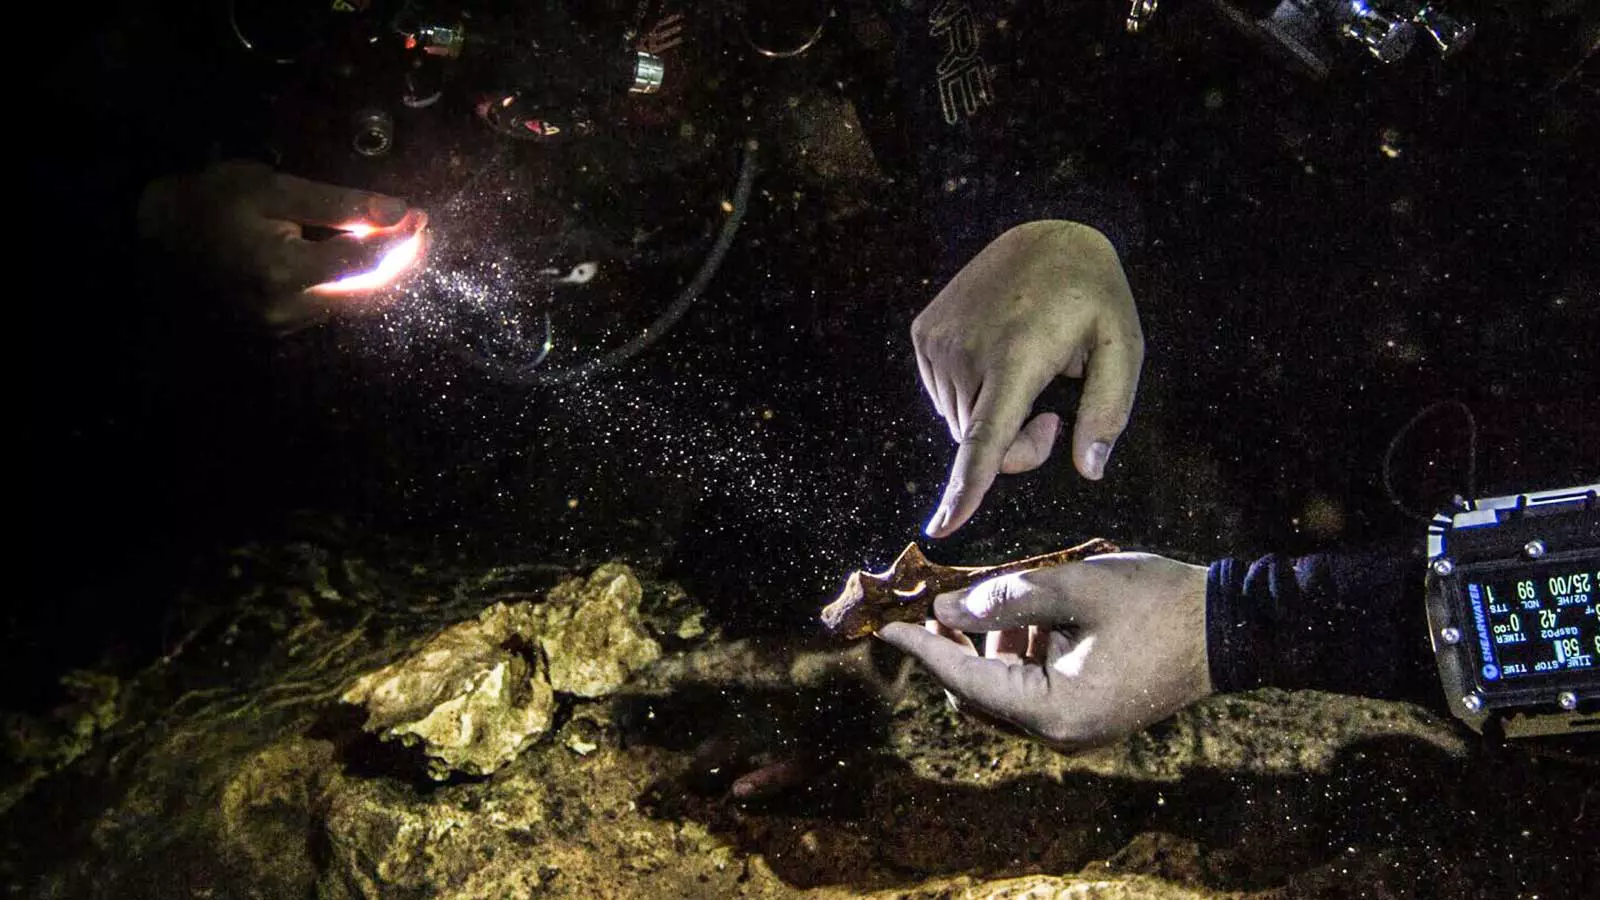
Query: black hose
xmin=1381 ymin=399 xmax=1480 ymax=523
xmin=464 ymin=139 xmax=758 ymax=387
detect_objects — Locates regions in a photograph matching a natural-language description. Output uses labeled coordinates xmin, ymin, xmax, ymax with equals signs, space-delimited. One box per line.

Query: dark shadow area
xmin=615 ymin=677 xmax=893 ymax=814
xmin=308 ymin=702 xmax=455 ymax=787
xmin=620 ymin=680 xmax=1599 ymax=897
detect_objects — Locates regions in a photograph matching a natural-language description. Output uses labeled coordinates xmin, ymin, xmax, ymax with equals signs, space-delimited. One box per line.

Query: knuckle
xmin=925 ymin=329 xmax=959 ymax=357
xmin=987 ymin=575 xmax=1024 ymax=613
xmin=1097 ymin=326 xmax=1141 ymax=355
xmin=1088 ymin=406 xmax=1133 ymax=434
xmin=962 ymin=418 xmax=999 ymax=446
xmin=1079 ymin=394 xmax=1134 ymax=429
xmin=985 ymin=342 xmax=1031 ymax=377
xmin=963 ymin=577 xmax=1013 ymax=620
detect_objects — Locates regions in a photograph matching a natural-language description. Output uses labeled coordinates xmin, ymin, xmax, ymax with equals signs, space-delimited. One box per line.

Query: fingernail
xmin=1085 ymin=441 xmax=1112 ymax=480
xmin=924 ymin=504 xmax=949 ymax=537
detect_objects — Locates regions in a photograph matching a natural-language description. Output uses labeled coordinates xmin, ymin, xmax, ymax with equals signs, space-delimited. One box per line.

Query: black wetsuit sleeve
xmin=885 ymin=1 xmax=1143 ymax=272
xmin=1206 ymin=551 xmax=1440 ymax=706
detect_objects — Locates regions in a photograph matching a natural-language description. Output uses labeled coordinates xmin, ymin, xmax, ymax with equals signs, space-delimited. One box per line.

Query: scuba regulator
xmin=227 ymin=0 xmax=675 ymax=156
xmin=1122 ymin=0 xmax=1478 ymax=78
xmin=224 ymin=0 xmax=833 ymax=383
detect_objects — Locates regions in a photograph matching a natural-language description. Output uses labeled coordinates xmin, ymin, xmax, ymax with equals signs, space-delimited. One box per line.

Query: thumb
xmin=931 ymin=568 xmax=1080 ymax=632
xmin=1071 ymin=331 xmax=1141 ymax=481
xmin=999 ymin=412 xmax=1061 ymax=474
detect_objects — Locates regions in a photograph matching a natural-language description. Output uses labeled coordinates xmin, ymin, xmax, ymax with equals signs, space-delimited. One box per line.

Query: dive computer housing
xmin=1425 ymin=484 xmax=1599 ymax=738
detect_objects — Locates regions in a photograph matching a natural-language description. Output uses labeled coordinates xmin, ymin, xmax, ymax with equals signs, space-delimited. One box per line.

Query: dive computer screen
xmin=1466 ymin=562 xmax=1598 ymax=683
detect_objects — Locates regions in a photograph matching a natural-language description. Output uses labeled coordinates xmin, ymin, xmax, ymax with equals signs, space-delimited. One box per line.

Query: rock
xmin=12 ymin=548 xmax=1587 ymax=900
xmin=876 ymin=873 xmax=1221 ymax=899
xmin=0 ymin=670 xmax=120 ymax=816
xmin=536 ymin=564 xmax=661 ymax=698
xmin=219 ymin=737 xmax=338 ymax=888
xmin=316 ymin=772 xmax=551 ymax=900
xmin=336 ymin=563 xmax=662 ymax=778
xmin=341 ymin=602 xmax=555 ymax=780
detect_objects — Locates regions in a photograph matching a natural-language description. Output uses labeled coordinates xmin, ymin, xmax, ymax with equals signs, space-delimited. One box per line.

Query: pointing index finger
xmin=927 ymin=366 xmax=1040 ymax=537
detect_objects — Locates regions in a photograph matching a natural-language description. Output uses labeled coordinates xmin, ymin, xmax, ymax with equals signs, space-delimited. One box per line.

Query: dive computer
xmin=1425 ymin=484 xmax=1599 ymax=738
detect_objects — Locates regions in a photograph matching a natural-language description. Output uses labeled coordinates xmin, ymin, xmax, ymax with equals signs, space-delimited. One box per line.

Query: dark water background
xmin=20 ymin=1 xmax=1598 ymax=711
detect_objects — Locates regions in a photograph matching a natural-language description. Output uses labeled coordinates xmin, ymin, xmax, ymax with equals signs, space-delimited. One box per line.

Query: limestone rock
xmin=316 ymin=772 xmax=550 ymax=900
xmin=341 ymin=602 xmax=555 ymax=779
xmin=536 ymin=563 xmax=661 ymax=698
xmin=0 ymin=670 xmax=120 ymax=816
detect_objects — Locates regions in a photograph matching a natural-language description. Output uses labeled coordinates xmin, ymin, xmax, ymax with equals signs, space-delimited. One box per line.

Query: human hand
xmin=877 ymin=552 xmax=1209 ymax=751
xmin=912 ymin=221 xmax=1143 ymax=537
xmin=138 ymin=161 xmax=427 ymax=332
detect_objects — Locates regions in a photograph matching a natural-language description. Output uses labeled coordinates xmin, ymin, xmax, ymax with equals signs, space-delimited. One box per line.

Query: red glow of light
xmin=332 ymin=209 xmax=423 ymax=241
xmin=310 ymin=222 xmax=428 ymax=297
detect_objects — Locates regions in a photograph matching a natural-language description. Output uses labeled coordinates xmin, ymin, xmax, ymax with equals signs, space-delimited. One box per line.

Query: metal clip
xmin=1126 ymin=0 xmax=1160 ymax=35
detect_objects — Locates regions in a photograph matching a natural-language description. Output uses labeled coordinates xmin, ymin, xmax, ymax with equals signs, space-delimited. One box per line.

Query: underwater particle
xmin=761 ymin=408 xmax=775 ymax=421
xmin=1202 ymin=87 xmax=1225 ymax=110
xmin=1298 ymin=494 xmax=1345 ymax=540
xmin=566 ymin=497 xmax=580 ymax=509
xmin=1379 ymin=126 xmax=1403 ymax=159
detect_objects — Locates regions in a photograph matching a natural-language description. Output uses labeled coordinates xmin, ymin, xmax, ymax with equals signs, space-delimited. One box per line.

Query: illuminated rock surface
xmin=2 ymin=539 xmax=1592 ymax=899
xmin=534 ymin=563 xmax=662 ymax=698
xmin=340 ymin=601 xmax=555 ymax=780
